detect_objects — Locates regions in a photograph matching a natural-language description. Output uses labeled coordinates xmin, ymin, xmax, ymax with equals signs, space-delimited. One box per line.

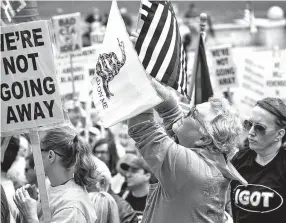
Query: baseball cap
xmin=119 ymin=154 xmax=150 ymax=173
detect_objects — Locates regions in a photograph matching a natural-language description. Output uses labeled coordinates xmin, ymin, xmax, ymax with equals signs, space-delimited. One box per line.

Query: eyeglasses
xmin=41 ymin=149 xmax=65 ymax=157
xmin=94 ymin=150 xmax=109 ymax=155
xmin=185 ymin=106 xmax=198 ymax=119
xmin=243 ymin=119 xmax=278 ymax=136
xmin=126 ymin=167 xmax=142 ymax=174
xmin=185 ymin=106 xmax=205 ymax=127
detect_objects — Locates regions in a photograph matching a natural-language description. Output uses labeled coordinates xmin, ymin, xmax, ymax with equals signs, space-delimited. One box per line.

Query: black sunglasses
xmin=243 ymin=119 xmax=277 ymax=136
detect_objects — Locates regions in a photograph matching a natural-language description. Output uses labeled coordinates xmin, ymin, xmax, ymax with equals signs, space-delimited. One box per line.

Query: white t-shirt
xmin=38 ymin=179 xmax=97 ymax=223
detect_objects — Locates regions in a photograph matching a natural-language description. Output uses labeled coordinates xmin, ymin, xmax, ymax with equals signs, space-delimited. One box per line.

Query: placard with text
xmin=1 ymin=20 xmax=64 ymax=134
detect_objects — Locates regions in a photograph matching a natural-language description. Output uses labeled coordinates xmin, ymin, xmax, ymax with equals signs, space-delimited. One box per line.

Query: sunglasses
xmin=185 ymin=106 xmax=198 ymax=119
xmin=243 ymin=119 xmax=277 ymax=136
xmin=185 ymin=106 xmax=205 ymax=127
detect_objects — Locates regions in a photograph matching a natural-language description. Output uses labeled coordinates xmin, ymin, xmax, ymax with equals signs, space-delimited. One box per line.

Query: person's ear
xmin=48 ymin=150 xmax=56 ymax=163
xmin=277 ymin=129 xmax=285 ymax=141
xmin=145 ymin=172 xmax=151 ymax=181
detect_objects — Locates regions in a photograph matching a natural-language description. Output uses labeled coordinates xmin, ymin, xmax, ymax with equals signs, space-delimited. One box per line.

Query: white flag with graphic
xmin=90 ymin=0 xmax=162 ymax=127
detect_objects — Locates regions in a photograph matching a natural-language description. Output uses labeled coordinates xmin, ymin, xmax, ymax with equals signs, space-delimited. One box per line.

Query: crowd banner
xmin=1 ymin=20 xmax=65 ymax=135
xmin=52 ymin=12 xmax=82 ymax=54
xmin=90 ymin=0 xmax=162 ymax=128
xmin=209 ymin=44 xmax=238 ymax=90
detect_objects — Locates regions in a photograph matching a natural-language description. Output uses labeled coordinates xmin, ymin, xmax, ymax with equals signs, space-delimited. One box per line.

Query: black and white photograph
xmin=1 ymin=0 xmax=286 ymax=223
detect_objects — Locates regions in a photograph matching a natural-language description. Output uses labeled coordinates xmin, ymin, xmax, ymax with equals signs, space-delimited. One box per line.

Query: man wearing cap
xmin=231 ymin=97 xmax=286 ymax=223
xmin=127 ymin=80 xmax=247 ymax=223
xmin=119 ymin=154 xmax=152 ymax=222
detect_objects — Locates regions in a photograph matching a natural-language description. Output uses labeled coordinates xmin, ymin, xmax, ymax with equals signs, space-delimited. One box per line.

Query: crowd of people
xmin=1 ymin=3 xmax=286 ymax=223
xmin=1 ymin=78 xmax=285 ymax=223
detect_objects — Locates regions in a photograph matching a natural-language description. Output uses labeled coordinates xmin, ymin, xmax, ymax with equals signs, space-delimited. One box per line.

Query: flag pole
xmin=70 ymin=53 xmax=76 ymax=104
xmin=135 ymin=1 xmax=142 ymax=33
xmin=188 ymin=13 xmax=208 ymax=102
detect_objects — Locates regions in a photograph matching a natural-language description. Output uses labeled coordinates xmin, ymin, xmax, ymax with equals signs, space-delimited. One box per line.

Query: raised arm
xmin=152 ymin=79 xmax=184 ymax=137
xmin=128 ymin=105 xmax=203 ymax=198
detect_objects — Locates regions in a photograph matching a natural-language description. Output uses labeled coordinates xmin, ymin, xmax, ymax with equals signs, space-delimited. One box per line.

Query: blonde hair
xmin=89 ymin=192 xmax=120 ymax=223
xmin=195 ymin=97 xmax=242 ymax=156
xmin=86 ymin=156 xmax=112 ymax=192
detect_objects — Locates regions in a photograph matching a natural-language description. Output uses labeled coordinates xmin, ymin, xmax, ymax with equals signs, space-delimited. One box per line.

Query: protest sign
xmin=91 ymin=0 xmax=162 ymax=127
xmin=55 ymin=46 xmax=97 ymax=102
xmin=1 ymin=20 xmax=65 ymax=135
xmin=52 ymin=12 xmax=82 ymax=53
xmin=265 ymin=49 xmax=286 ymax=103
xmin=239 ymin=54 xmax=266 ymax=117
xmin=209 ymin=44 xmax=238 ymax=89
xmin=56 ymin=45 xmax=97 ymax=65
xmin=57 ymin=61 xmax=90 ymax=101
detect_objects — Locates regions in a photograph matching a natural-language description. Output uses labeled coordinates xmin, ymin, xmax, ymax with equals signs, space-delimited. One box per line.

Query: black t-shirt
xmin=125 ymin=191 xmax=147 ymax=222
xmin=230 ymin=147 xmax=286 ymax=223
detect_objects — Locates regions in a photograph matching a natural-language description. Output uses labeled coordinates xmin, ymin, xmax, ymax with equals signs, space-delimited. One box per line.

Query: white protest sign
xmin=56 ymin=46 xmax=97 ymax=101
xmin=90 ymin=0 xmax=162 ymax=127
xmin=1 ymin=20 xmax=65 ymax=134
xmin=265 ymin=49 xmax=286 ymax=103
xmin=56 ymin=45 xmax=97 ymax=65
xmin=238 ymin=54 xmax=266 ymax=117
xmin=209 ymin=44 xmax=237 ymax=89
xmin=52 ymin=12 xmax=82 ymax=53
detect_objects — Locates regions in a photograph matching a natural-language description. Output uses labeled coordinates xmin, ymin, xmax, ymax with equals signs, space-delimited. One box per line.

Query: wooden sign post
xmin=30 ymin=130 xmax=51 ymax=223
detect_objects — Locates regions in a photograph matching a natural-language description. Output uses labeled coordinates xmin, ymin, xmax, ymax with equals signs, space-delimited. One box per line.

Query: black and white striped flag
xmin=135 ymin=0 xmax=188 ymax=96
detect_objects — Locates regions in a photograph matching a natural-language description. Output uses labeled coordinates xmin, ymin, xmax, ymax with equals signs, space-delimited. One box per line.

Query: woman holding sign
xmin=13 ymin=126 xmax=98 ymax=223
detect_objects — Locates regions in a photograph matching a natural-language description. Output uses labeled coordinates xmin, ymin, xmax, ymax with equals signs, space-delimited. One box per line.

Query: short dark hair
xmin=256 ymin=97 xmax=286 ymax=143
xmin=1 ymin=137 xmax=20 ymax=172
xmin=93 ymin=130 xmax=119 ymax=176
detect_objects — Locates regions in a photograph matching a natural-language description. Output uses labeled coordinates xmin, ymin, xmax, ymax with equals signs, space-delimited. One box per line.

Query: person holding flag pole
xmin=127 ymin=3 xmax=247 ymax=221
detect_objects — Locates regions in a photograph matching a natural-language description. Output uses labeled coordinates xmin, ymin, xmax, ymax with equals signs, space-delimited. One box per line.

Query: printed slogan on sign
xmin=52 ymin=12 xmax=82 ymax=53
xmin=1 ymin=20 xmax=64 ymax=134
xmin=210 ymin=44 xmax=237 ymax=89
